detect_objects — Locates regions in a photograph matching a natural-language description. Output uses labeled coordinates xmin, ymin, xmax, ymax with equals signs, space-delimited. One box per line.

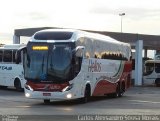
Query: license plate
xmin=43 ymin=93 xmax=51 ymax=96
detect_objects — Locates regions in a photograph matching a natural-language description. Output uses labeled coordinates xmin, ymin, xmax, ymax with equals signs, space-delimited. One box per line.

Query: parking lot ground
xmin=0 ymin=86 xmax=160 ymax=121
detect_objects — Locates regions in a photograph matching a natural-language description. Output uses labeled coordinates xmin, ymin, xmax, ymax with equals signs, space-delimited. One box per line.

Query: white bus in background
xmin=143 ymin=60 xmax=160 ymax=86
xmin=0 ymin=44 xmax=26 ymax=91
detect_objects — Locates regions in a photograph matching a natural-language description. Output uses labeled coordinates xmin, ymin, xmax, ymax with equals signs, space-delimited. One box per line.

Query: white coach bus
xmin=16 ymin=29 xmax=132 ymax=103
xmin=143 ymin=60 xmax=160 ymax=86
xmin=0 ymin=44 xmax=26 ymax=91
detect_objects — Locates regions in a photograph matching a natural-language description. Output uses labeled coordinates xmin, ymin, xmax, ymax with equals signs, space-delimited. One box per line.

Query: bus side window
xmin=155 ymin=63 xmax=160 ymax=73
xmin=13 ymin=50 xmax=16 ymax=62
xmin=0 ymin=50 xmax=3 ymax=62
xmin=3 ymin=50 xmax=12 ymax=62
xmin=13 ymin=50 xmax=21 ymax=63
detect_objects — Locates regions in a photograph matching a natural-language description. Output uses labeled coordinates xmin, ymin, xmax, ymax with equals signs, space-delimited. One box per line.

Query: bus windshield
xmin=144 ymin=62 xmax=160 ymax=75
xmin=24 ymin=43 xmax=73 ymax=83
xmin=144 ymin=63 xmax=154 ymax=75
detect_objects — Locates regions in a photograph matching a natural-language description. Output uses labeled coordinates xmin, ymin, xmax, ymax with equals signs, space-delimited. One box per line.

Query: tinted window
xmin=3 ymin=50 xmax=12 ymax=62
xmin=13 ymin=50 xmax=20 ymax=62
xmin=34 ymin=31 xmax=73 ymax=40
xmin=155 ymin=63 xmax=160 ymax=73
xmin=0 ymin=50 xmax=3 ymax=62
xmin=95 ymin=52 xmax=128 ymax=60
xmin=144 ymin=66 xmax=154 ymax=75
xmin=145 ymin=63 xmax=154 ymax=67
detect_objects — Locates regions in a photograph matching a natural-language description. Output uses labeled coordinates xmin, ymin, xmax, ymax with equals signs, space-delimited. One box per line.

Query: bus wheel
xmin=119 ymin=82 xmax=125 ymax=97
xmin=14 ymin=79 xmax=23 ymax=91
xmin=44 ymin=99 xmax=50 ymax=104
xmin=155 ymin=79 xmax=160 ymax=87
xmin=111 ymin=84 xmax=121 ymax=98
xmin=80 ymin=85 xmax=91 ymax=103
xmin=114 ymin=86 xmax=119 ymax=98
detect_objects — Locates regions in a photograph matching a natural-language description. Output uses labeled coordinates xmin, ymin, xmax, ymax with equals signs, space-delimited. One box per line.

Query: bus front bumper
xmin=24 ymin=89 xmax=79 ymax=101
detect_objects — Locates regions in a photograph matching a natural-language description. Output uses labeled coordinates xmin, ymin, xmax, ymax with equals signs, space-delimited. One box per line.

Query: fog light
xmin=66 ymin=93 xmax=72 ymax=99
xmin=25 ymin=93 xmax=30 ymax=97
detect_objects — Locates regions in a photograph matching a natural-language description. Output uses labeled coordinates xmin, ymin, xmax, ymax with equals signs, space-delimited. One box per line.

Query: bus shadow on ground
xmin=38 ymin=96 xmax=126 ymax=106
xmin=0 ymin=86 xmax=24 ymax=92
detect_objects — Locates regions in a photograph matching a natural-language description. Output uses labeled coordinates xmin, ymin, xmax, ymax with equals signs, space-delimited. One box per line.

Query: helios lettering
xmin=88 ymin=60 xmax=101 ymax=72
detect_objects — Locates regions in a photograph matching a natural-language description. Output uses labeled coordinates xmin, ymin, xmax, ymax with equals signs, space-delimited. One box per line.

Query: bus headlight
xmin=66 ymin=93 xmax=72 ymax=99
xmin=25 ymin=84 xmax=33 ymax=91
xmin=25 ymin=93 xmax=31 ymax=97
xmin=62 ymin=84 xmax=73 ymax=92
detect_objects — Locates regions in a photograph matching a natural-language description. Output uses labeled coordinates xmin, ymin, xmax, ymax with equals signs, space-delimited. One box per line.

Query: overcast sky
xmin=0 ymin=0 xmax=160 ymax=47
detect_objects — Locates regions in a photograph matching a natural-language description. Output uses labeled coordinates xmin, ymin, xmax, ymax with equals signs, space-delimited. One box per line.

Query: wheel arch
xmin=84 ymin=82 xmax=91 ymax=96
xmin=14 ymin=77 xmax=23 ymax=91
xmin=14 ymin=77 xmax=21 ymax=86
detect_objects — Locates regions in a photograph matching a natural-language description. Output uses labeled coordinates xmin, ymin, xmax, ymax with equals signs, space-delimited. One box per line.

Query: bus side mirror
xmin=72 ymin=46 xmax=85 ymax=57
xmin=15 ymin=46 xmax=26 ymax=64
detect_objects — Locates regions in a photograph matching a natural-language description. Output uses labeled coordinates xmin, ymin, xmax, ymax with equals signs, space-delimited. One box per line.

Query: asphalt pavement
xmin=0 ymin=86 xmax=160 ymax=121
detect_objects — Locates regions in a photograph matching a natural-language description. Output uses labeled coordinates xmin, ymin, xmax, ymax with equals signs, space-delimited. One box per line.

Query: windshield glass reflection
xmin=47 ymin=45 xmax=72 ymax=81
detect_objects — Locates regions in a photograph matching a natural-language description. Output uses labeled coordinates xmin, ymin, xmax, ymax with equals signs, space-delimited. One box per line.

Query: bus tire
xmin=80 ymin=85 xmax=91 ymax=103
xmin=119 ymin=82 xmax=125 ymax=97
xmin=14 ymin=78 xmax=23 ymax=91
xmin=44 ymin=99 xmax=50 ymax=104
xmin=113 ymin=86 xmax=120 ymax=98
xmin=155 ymin=79 xmax=160 ymax=87
xmin=110 ymin=83 xmax=121 ymax=98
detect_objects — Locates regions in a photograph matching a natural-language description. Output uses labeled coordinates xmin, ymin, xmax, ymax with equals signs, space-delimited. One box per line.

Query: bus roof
xmin=145 ymin=60 xmax=160 ymax=64
xmin=31 ymin=29 xmax=130 ymax=47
